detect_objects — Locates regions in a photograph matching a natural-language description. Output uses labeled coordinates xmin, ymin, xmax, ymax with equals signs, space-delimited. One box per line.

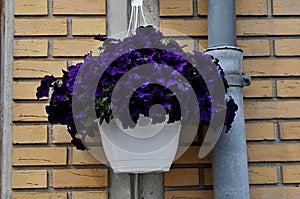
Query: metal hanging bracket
xmin=127 ymin=0 xmax=148 ymax=36
xmin=131 ymin=0 xmax=143 ymax=6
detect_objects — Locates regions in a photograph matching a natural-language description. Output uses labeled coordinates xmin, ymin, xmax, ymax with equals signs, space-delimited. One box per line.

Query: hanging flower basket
xmin=36 ymin=26 xmax=238 ymax=173
xmin=97 ymin=118 xmax=181 ymax=173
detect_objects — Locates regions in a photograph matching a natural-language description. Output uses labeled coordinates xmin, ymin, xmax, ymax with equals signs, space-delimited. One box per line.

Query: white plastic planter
xmin=98 ymin=118 xmax=181 ymax=173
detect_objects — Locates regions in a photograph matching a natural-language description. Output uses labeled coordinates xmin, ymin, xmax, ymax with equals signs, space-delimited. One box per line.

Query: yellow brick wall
xmin=12 ymin=0 xmax=300 ymax=198
xmin=161 ymin=0 xmax=300 ymax=198
xmin=12 ymin=0 xmax=108 ymax=198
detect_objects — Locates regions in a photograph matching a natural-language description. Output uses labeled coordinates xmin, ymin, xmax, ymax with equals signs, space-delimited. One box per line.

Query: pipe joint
xmin=204 ymin=46 xmax=251 ymax=87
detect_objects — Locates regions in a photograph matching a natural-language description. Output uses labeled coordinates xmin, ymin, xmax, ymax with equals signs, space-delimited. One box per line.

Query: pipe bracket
xmin=242 ymin=74 xmax=251 ymax=87
xmin=225 ymin=73 xmax=251 ymax=87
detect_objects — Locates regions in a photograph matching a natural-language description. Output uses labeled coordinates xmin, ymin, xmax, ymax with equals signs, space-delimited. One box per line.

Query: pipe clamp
xmin=225 ymin=74 xmax=251 ymax=87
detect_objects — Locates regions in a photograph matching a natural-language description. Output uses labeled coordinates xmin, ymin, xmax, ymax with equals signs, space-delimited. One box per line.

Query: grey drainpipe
xmin=107 ymin=2 xmax=132 ymax=198
xmin=205 ymin=0 xmax=251 ymax=199
xmin=138 ymin=2 xmax=163 ymax=198
xmin=107 ymin=1 xmax=163 ymax=199
xmin=1 ymin=0 xmax=14 ymax=198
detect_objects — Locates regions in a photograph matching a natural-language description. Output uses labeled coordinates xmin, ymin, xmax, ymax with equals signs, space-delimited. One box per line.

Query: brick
xmin=247 ymin=143 xmax=300 ymax=162
xmin=13 ymin=103 xmax=48 ymax=122
xmin=160 ymin=20 xmax=207 ymax=36
xmin=53 ymin=126 xmax=101 ymax=145
xmin=13 ymin=125 xmax=47 ymax=144
xmin=236 ymin=0 xmax=267 ymax=15
xmin=13 ymin=60 xmax=67 ymax=78
xmin=243 ymin=59 xmax=300 ymax=77
xmin=273 ymin=0 xmax=300 ymax=15
xmin=52 ymin=125 xmax=71 ymax=143
xmin=14 ymin=40 xmax=48 ymax=57
xmin=52 ymin=169 xmax=108 ymax=188
xmin=237 ymin=40 xmax=270 ymax=56
xmin=237 ymin=19 xmax=300 ymax=36
xmin=71 ymin=60 xmax=84 ymax=65
xmin=203 ymin=168 xmax=213 ymax=186
xmin=14 ymin=0 xmax=48 ymax=15
xmin=72 ymin=148 xmax=102 ymax=165
xmin=197 ymin=0 xmax=206 ymax=15
xmin=244 ymin=101 xmax=300 ymax=119
xmin=204 ymin=166 xmax=277 ymax=185
xmin=12 ymin=170 xmax=47 ymax=189
xmin=15 ymin=19 xmax=67 ymax=36
xmin=275 ymin=39 xmax=300 ymax=56
xmin=13 ymin=81 xmax=41 ymax=100
xmin=53 ymin=0 xmax=106 ymax=15
xmin=53 ymin=39 xmax=101 ymax=57
xmin=176 ymin=39 xmax=195 ymax=53
xmin=243 ymin=80 xmax=273 ymax=98
xmin=251 ymin=187 xmax=300 ymax=199
xmin=279 ymin=122 xmax=300 ymax=140
xmin=277 ymin=80 xmax=300 ymax=97
xmin=198 ymin=40 xmax=208 ymax=52
xmin=180 ymin=125 xmax=199 ymax=143
xmin=13 ymin=147 xmax=67 ymax=166
xmin=160 ymin=0 xmax=193 ymax=16
xmin=12 ymin=192 xmax=67 ymax=199
xmin=282 ymin=165 xmax=300 ymax=183
xmin=174 ymin=146 xmax=212 ymax=164
xmin=72 ymin=18 xmax=106 ymax=35
xmin=248 ymin=166 xmax=278 ymax=184
xmin=245 ymin=122 xmax=275 ymax=141
xmin=198 ymin=0 xmax=267 ymax=16
xmin=72 ymin=191 xmax=108 ymax=199
xmin=164 ymin=168 xmax=199 ymax=186
xmin=165 ymin=190 xmax=213 ymax=199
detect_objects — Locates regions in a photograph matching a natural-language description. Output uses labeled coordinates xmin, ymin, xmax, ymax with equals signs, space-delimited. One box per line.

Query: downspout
xmin=107 ymin=2 xmax=132 ymax=199
xmin=1 ymin=0 xmax=14 ymax=198
xmin=107 ymin=1 xmax=163 ymax=198
xmin=137 ymin=2 xmax=164 ymax=198
xmin=205 ymin=0 xmax=251 ymax=199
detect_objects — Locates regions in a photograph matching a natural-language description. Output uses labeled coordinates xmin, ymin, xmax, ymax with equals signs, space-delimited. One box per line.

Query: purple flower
xmin=36 ymin=75 xmax=56 ymax=99
xmin=225 ymin=97 xmax=238 ymax=132
xmin=37 ymin=26 xmax=238 ymax=150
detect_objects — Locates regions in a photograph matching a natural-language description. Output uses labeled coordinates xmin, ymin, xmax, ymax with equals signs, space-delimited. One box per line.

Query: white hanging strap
xmin=127 ymin=0 xmax=148 ymax=36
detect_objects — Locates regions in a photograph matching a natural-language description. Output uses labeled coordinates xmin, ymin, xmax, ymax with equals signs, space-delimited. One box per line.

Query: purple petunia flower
xmin=37 ymin=26 xmax=238 ymax=150
xmin=36 ymin=75 xmax=56 ymax=99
